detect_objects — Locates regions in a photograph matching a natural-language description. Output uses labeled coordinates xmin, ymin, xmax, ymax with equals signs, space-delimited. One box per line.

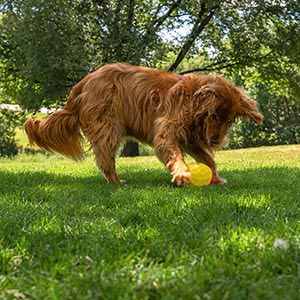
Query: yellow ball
xmin=188 ymin=162 xmax=214 ymax=186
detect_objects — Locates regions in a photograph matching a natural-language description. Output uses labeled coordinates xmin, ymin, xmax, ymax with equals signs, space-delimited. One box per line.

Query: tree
xmin=0 ymin=0 xmax=91 ymax=109
xmin=225 ymin=62 xmax=300 ymax=148
xmin=0 ymin=0 xmax=299 ymax=155
xmin=2 ymin=0 xmax=300 ymax=102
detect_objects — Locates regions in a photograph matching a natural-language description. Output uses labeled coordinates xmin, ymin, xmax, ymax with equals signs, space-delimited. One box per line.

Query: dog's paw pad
xmin=171 ymin=170 xmax=191 ymax=187
xmin=213 ymin=178 xmax=227 ymax=185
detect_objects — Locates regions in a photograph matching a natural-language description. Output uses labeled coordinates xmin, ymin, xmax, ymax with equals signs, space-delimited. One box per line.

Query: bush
xmin=228 ymin=88 xmax=300 ymax=149
xmin=0 ymin=109 xmax=24 ymax=157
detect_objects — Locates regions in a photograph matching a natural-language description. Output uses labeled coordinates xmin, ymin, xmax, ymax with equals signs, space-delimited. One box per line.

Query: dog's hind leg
xmin=82 ymin=117 xmax=124 ymax=183
xmin=92 ymin=142 xmax=121 ymax=183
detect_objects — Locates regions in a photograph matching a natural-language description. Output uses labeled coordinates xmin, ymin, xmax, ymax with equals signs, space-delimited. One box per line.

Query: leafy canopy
xmin=1 ymin=0 xmax=299 ymax=110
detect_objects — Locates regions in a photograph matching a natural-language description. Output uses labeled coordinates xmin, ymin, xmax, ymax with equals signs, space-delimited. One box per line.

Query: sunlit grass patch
xmin=0 ymin=145 xmax=299 ymax=299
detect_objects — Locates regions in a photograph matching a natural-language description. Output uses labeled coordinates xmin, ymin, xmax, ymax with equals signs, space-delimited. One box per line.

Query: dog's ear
xmin=193 ymin=84 xmax=218 ymax=115
xmin=238 ymin=95 xmax=264 ymax=124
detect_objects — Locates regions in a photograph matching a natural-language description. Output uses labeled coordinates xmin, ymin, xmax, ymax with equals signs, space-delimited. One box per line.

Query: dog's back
xmin=77 ymin=63 xmax=180 ymax=143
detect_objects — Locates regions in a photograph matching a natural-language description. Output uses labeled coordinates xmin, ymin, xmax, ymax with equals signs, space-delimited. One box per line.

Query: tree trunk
xmin=120 ymin=140 xmax=139 ymax=157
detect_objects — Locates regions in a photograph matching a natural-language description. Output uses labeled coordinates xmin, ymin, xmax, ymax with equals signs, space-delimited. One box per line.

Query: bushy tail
xmin=24 ymin=83 xmax=85 ymax=161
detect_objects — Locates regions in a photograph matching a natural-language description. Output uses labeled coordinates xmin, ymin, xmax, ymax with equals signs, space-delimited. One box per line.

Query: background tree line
xmin=0 ymin=0 xmax=299 ymax=157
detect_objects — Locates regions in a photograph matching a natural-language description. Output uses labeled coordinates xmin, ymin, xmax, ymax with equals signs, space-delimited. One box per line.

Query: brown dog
xmin=25 ymin=63 xmax=263 ymax=186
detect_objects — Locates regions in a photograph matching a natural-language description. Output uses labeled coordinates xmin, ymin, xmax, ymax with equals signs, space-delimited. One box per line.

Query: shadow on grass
xmin=0 ymin=164 xmax=298 ymax=228
xmin=0 ymin=164 xmax=298 ymax=225
xmin=1 ymin=165 xmax=300 ymax=298
xmin=0 ymin=164 xmax=298 ymax=203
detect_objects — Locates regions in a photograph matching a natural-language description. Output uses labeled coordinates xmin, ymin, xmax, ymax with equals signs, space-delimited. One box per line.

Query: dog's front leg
xmin=154 ymin=140 xmax=190 ymax=186
xmin=168 ymin=150 xmax=191 ymax=186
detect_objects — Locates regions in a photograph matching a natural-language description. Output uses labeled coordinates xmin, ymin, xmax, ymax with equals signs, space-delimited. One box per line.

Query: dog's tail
xmin=24 ymin=82 xmax=85 ymax=161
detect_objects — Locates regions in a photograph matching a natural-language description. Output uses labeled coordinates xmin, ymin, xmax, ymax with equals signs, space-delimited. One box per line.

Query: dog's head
xmin=193 ymin=75 xmax=263 ymax=147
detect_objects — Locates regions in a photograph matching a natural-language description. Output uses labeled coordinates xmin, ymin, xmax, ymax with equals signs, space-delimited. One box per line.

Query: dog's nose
xmin=209 ymin=139 xmax=219 ymax=145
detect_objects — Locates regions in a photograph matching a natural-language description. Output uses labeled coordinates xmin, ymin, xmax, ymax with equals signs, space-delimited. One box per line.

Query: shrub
xmin=0 ymin=109 xmax=24 ymax=157
xmin=228 ymin=89 xmax=300 ymax=149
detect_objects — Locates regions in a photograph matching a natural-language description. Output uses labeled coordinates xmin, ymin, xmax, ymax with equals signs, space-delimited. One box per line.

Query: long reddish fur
xmin=25 ymin=63 xmax=263 ymax=185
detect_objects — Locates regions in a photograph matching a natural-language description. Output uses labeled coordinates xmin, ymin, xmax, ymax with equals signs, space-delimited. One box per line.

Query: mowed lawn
xmin=0 ymin=145 xmax=299 ymax=300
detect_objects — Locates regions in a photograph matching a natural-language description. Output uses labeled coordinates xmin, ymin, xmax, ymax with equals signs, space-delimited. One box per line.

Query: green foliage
xmin=2 ymin=0 xmax=298 ymax=110
xmin=0 ymin=0 xmax=90 ymax=109
xmin=0 ymin=109 xmax=24 ymax=157
xmin=229 ymin=92 xmax=300 ymax=149
xmin=190 ymin=1 xmax=300 ymax=76
xmin=79 ymin=0 xmax=167 ymax=65
xmin=0 ymin=0 xmax=174 ymax=109
xmin=0 ymin=146 xmax=300 ymax=299
xmin=224 ymin=67 xmax=300 ymax=149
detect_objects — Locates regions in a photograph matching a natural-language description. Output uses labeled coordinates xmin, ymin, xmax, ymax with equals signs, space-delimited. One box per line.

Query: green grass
xmin=0 ymin=145 xmax=300 ymax=300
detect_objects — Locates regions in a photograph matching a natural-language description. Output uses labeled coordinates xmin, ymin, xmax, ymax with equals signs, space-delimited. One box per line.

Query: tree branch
xmin=179 ymin=49 xmax=277 ymax=74
xmin=168 ymin=4 xmax=215 ymax=72
xmin=127 ymin=0 xmax=135 ymax=28
xmin=144 ymin=0 xmax=182 ymax=40
xmin=180 ymin=59 xmax=240 ymax=74
xmin=168 ymin=0 xmax=227 ymax=72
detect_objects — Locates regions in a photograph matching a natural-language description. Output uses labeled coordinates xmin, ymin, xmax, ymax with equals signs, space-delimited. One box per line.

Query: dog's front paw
xmin=213 ymin=175 xmax=227 ymax=185
xmin=171 ymin=169 xmax=191 ymax=186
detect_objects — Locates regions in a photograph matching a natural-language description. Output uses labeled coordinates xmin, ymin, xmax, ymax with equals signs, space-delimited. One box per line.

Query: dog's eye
xmin=211 ymin=114 xmax=219 ymax=121
xmin=227 ymin=119 xmax=233 ymax=125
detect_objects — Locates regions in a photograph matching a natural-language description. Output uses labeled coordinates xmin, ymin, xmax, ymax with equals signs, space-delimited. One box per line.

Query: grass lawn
xmin=0 ymin=145 xmax=299 ymax=299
